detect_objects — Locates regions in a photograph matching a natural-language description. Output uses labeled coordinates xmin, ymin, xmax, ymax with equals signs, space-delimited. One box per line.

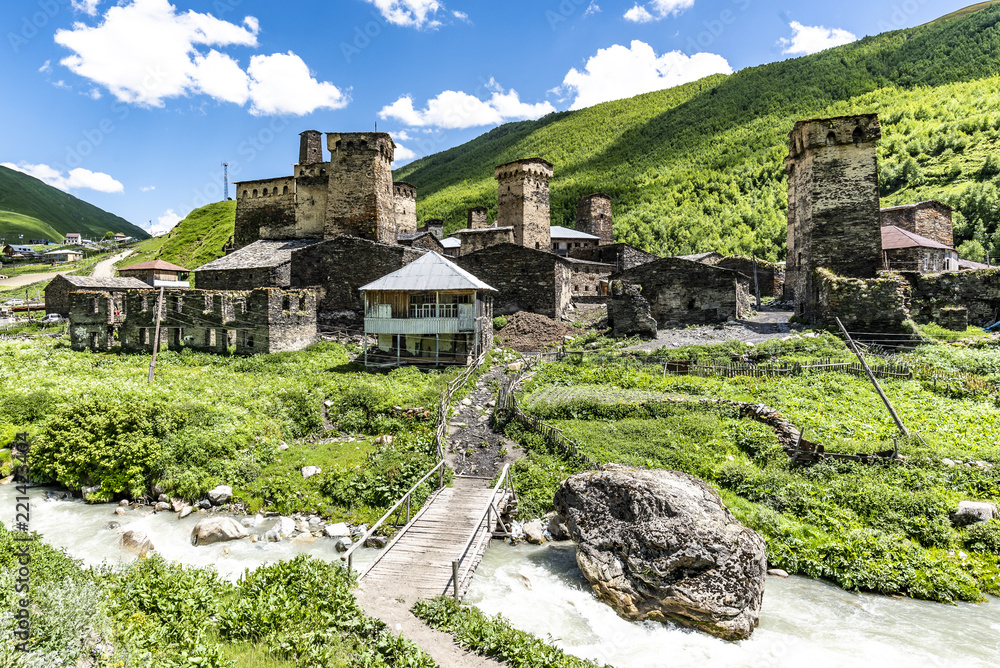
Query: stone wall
xmin=567 ymin=259 xmax=613 ymax=299
xmin=884 ymin=246 xmax=951 ymax=274
xmin=455 ymin=243 xmax=571 ymax=320
xmin=898 ymin=269 xmax=1000 ymax=326
xmin=393 ymin=181 xmax=417 ymax=235
xmin=452 ymin=227 xmax=514 ymax=255
xmin=324 ymin=133 xmax=395 ymax=243
xmin=467 ymin=207 xmax=489 ymax=229
xmin=786 ymin=114 xmax=883 ymax=320
xmin=196 ymin=265 xmax=290 ymax=291
xmin=568 ymin=243 xmax=660 ymax=272
xmin=611 ymin=258 xmax=751 ymax=326
xmin=881 ymin=201 xmax=954 ymax=247
xmin=608 ymin=280 xmax=656 ymax=338
xmin=45 ymin=276 xmax=148 ymax=316
xmin=576 ymin=193 xmax=613 ymax=245
xmin=235 ymin=177 xmax=297 ymax=241
xmin=715 ymin=256 xmax=785 ymax=298
xmin=293 ymin=166 xmax=330 ymax=239
xmin=814 ymin=268 xmax=910 ymax=331
xmin=495 ymin=159 xmax=553 ymax=251
xmin=71 ymin=288 xmax=316 ymax=355
xmin=290 ymin=236 xmax=424 ymax=327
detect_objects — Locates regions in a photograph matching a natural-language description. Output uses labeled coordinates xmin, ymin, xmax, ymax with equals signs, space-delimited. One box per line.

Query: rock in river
xmin=207 ymin=485 xmax=232 ymax=506
xmin=554 ymin=467 xmax=766 ymax=641
xmin=120 ymin=530 xmax=154 ymax=557
xmin=191 ymin=517 xmax=249 ymax=546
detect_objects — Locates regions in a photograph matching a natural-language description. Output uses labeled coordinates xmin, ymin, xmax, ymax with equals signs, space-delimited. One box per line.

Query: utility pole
xmin=221 ymin=162 xmax=230 ymax=201
xmin=836 ymin=317 xmax=910 ymax=438
xmin=148 ymin=286 xmax=165 ymax=383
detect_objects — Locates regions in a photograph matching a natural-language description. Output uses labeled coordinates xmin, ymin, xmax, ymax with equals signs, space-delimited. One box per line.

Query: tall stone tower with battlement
xmin=393 ymin=181 xmax=417 ymax=235
xmin=495 ymin=158 xmax=554 ymax=251
xmin=298 ymin=130 xmax=324 ymax=165
xmin=325 ymin=133 xmax=395 ymax=242
xmin=467 ymin=206 xmax=489 ymax=229
xmin=786 ymin=114 xmax=882 ymax=318
xmin=576 ymin=193 xmax=613 ymax=245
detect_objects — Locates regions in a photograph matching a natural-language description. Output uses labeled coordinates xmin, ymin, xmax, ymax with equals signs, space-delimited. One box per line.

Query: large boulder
xmin=607 ymin=280 xmax=657 ymax=339
xmin=207 ymin=485 xmax=232 ymax=506
xmin=191 ymin=517 xmax=249 ymax=546
xmin=950 ymin=500 xmax=999 ymax=527
xmin=554 ymin=467 xmax=766 ymax=641
xmin=120 ymin=530 xmax=154 ymax=557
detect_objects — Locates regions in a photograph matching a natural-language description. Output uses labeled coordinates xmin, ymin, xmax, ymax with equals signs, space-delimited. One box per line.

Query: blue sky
xmin=1 ymin=0 xmax=967 ymax=235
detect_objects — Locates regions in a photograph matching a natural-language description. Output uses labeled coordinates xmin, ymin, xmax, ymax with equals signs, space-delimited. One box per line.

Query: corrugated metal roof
xmin=119 ymin=259 xmax=189 ymax=272
xmin=359 ymin=251 xmax=496 ymax=292
xmin=881 ymin=226 xmax=952 ymax=251
xmin=440 ymin=237 xmax=461 ymax=248
xmin=550 ymin=225 xmax=599 ymax=240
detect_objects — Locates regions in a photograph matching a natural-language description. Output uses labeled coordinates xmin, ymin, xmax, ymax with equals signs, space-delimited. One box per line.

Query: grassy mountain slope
xmin=0 ymin=165 xmax=148 ymax=242
xmin=127 ymin=200 xmax=235 ymax=269
xmin=0 ymin=210 xmax=61 ymax=242
xmin=395 ymin=4 xmax=1000 ymax=261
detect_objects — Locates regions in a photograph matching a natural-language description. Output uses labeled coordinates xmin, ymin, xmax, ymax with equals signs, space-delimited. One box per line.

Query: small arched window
xmin=282 ymin=185 xmax=289 ymax=195
xmin=262 ymin=188 xmax=269 ymax=197
xmin=852 ymin=127 xmax=864 ymax=145
xmin=252 ymin=189 xmax=258 ymax=198
xmin=242 ymin=190 xmax=248 ymax=199
xmin=826 ymin=131 xmax=837 ymax=146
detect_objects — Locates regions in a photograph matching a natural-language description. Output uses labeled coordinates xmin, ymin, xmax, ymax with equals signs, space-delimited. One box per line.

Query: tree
xmin=957 ymin=239 xmax=987 ymax=263
xmin=102 ymin=231 xmax=116 ymax=241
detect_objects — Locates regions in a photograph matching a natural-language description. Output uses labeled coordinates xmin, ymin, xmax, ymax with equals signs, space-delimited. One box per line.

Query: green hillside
xmin=127 ymin=200 xmax=235 ymax=270
xmin=394 ymin=4 xmax=1000 ymax=261
xmin=0 ymin=165 xmax=148 ymax=242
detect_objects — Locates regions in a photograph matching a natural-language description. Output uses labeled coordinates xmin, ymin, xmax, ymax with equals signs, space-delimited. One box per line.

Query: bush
xmin=493 ymin=315 xmax=508 ymax=330
xmin=965 ymin=520 xmax=1000 ymax=554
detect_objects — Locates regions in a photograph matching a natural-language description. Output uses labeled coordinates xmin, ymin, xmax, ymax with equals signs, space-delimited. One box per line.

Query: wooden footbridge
xmin=343 ymin=463 xmax=515 ymax=601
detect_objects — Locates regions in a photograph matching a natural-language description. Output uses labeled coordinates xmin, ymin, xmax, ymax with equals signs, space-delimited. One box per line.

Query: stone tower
xmin=299 ymin=130 xmax=324 ymax=165
xmin=393 ymin=181 xmax=417 ymax=235
xmin=324 ymin=133 xmax=395 ymax=242
xmin=576 ymin=193 xmax=613 ymax=245
xmin=495 ymin=158 xmax=554 ymax=250
xmin=785 ymin=114 xmax=882 ymax=318
xmin=467 ymin=206 xmax=488 ymax=229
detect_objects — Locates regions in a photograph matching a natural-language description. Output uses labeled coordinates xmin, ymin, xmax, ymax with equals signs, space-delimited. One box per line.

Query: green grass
xmin=0 ymin=209 xmax=61 ymax=241
xmin=128 ymin=200 xmax=235 ymax=270
xmin=395 ymin=5 xmax=1000 ymax=259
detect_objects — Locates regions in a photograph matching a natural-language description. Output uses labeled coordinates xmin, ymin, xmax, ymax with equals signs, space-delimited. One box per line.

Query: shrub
xmin=493 ymin=315 xmax=508 ymax=330
xmin=965 ymin=520 xmax=1000 ymax=554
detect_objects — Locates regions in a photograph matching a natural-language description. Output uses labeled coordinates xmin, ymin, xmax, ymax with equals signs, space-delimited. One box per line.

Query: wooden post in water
xmin=836 ymin=317 xmax=910 ymax=438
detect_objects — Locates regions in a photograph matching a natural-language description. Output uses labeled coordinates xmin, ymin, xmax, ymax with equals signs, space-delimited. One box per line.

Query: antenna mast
xmin=221 ymin=161 xmax=229 ymax=200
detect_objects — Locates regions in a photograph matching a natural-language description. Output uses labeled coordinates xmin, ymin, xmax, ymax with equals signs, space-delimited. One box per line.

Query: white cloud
xmin=392 ymin=142 xmax=419 ymax=167
xmin=624 ymin=0 xmax=694 ymax=22
xmin=53 ymin=0 xmax=346 ymax=115
xmin=779 ymin=21 xmax=857 ymax=56
xmin=393 ymin=130 xmax=413 ymax=141
xmin=560 ymin=40 xmax=731 ymax=110
xmin=38 ymin=60 xmax=52 ymax=73
xmin=72 ymin=0 xmax=101 ymax=15
xmin=584 ymin=2 xmax=601 ymax=17
xmin=1 ymin=162 xmax=124 ymax=193
xmin=247 ymin=52 xmax=348 ymax=116
xmin=86 ymin=87 xmax=102 ymax=99
xmin=452 ymin=10 xmax=469 ymax=22
xmin=147 ymin=209 xmax=182 ymax=235
xmin=379 ymin=79 xmax=555 ymax=129
xmin=140 ymin=185 xmax=156 ymax=192
xmin=365 ymin=0 xmax=445 ymax=29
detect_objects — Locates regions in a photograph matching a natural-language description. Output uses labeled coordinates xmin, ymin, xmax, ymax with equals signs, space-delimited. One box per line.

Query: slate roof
xmin=57 ymin=275 xmax=149 ymax=289
xmin=119 ymin=259 xmax=189 ymax=272
xmin=195 ymin=239 xmax=320 ymax=271
xmin=959 ymin=259 xmax=991 ymax=270
xmin=880 ymin=200 xmax=952 ymax=212
xmin=881 ymin=225 xmax=952 ymax=251
xmin=549 ymin=225 xmax=600 ymax=240
xmin=677 ymin=251 xmax=723 ymax=264
xmin=440 ymin=237 xmax=462 ymax=249
xmin=360 ymin=251 xmax=496 ymax=292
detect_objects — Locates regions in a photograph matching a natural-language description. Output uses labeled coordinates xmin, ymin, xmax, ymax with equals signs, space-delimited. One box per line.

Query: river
xmin=3 ymin=485 xmax=999 ymax=667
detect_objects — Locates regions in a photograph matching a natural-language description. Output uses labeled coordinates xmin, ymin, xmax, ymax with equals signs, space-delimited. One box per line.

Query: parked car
xmin=41 ymin=313 xmax=65 ymax=323
xmin=4 ymin=299 xmax=25 ymax=306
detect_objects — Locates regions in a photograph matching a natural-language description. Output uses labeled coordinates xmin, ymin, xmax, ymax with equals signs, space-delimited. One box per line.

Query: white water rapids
xmin=3 ymin=485 xmax=999 ymax=667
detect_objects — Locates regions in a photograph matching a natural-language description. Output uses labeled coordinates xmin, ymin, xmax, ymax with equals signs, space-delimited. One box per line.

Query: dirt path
xmin=91 ymin=250 xmax=133 ymax=278
xmin=0 ymin=270 xmax=69 ymax=288
xmin=627 ymin=307 xmax=798 ymax=352
xmin=445 ymin=365 xmax=523 ymax=477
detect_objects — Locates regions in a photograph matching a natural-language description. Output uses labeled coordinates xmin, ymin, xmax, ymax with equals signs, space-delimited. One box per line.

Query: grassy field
xmin=505 ymin=336 xmax=1000 ymax=604
xmin=127 ymin=200 xmax=235 ymax=271
xmin=0 ymin=209 xmax=61 ymax=241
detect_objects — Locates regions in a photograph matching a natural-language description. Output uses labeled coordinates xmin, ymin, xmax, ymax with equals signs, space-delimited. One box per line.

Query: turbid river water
xmin=4 ymin=485 xmax=1000 ymax=667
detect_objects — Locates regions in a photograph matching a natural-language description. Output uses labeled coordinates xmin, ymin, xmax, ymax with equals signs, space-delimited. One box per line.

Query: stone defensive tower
xmin=393 ymin=181 xmax=418 ymax=235
xmin=786 ymin=114 xmax=882 ymax=317
xmin=325 ymin=133 xmax=395 ymax=242
xmin=495 ymin=158 xmax=554 ymax=250
xmin=467 ymin=206 xmax=488 ymax=229
xmin=576 ymin=193 xmax=613 ymax=245
xmin=299 ymin=130 xmax=324 ymax=165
